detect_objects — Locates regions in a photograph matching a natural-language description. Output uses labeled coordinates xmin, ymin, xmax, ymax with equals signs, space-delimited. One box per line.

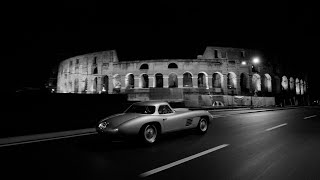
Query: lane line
xmin=304 ymin=115 xmax=317 ymax=119
xmin=265 ymin=123 xmax=287 ymax=131
xmin=0 ymin=132 xmax=97 ymax=148
xmin=139 ymin=144 xmax=230 ymax=178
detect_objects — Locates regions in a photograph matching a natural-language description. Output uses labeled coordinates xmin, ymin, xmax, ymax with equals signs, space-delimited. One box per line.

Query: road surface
xmin=0 ymin=107 xmax=319 ymax=180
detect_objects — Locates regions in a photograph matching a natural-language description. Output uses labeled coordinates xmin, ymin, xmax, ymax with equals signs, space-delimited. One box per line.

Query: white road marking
xmin=265 ymin=123 xmax=288 ymax=131
xmin=304 ymin=115 xmax=317 ymax=119
xmin=139 ymin=144 xmax=230 ymax=178
xmin=0 ymin=132 xmax=97 ymax=148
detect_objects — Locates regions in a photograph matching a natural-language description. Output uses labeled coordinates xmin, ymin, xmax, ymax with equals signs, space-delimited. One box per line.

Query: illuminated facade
xmin=56 ymin=47 xmax=308 ymax=105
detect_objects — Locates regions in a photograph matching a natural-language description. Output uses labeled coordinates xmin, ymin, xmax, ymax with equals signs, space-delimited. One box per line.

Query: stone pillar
xmin=149 ymin=76 xmax=154 ymax=88
xmin=134 ymin=77 xmax=140 ymax=88
xmin=223 ymin=74 xmax=228 ymax=95
xmin=192 ymin=76 xmax=198 ymax=88
xmin=108 ymin=75 xmax=114 ymax=94
xmin=121 ymin=75 xmax=126 ymax=90
xmin=208 ymin=76 xmax=212 ymax=89
xmin=97 ymin=77 xmax=102 ymax=93
xmin=163 ymin=75 xmax=169 ymax=88
xmin=178 ymin=75 xmax=183 ymax=88
xmin=236 ymin=76 xmax=241 ymax=95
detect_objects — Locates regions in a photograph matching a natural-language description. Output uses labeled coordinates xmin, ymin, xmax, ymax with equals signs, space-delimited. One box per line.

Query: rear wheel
xmin=140 ymin=124 xmax=158 ymax=144
xmin=197 ymin=117 xmax=208 ymax=134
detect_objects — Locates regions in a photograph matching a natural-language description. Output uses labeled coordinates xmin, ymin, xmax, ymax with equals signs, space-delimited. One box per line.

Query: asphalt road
xmin=0 ymin=107 xmax=319 ymax=180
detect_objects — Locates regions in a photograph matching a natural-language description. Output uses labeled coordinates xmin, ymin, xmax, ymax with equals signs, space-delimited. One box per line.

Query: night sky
xmin=2 ymin=1 xmax=319 ymax=98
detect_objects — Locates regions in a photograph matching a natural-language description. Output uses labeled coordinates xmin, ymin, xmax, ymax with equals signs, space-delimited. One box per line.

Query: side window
xmin=158 ymin=105 xmax=173 ymax=114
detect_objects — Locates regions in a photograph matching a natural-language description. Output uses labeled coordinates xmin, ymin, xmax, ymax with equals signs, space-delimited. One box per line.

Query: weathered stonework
xmin=57 ymin=46 xmax=308 ymax=105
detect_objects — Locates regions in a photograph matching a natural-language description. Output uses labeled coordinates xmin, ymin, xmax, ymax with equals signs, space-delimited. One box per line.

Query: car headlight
xmin=98 ymin=122 xmax=109 ymax=129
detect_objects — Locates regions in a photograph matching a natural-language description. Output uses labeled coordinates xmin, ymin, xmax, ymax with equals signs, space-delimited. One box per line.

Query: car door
xmin=159 ymin=105 xmax=185 ymax=132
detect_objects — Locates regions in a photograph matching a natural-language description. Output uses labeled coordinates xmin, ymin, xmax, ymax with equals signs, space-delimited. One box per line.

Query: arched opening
xmin=140 ymin=64 xmax=149 ymax=70
xmin=113 ymin=74 xmax=121 ymax=93
xmin=183 ymin=72 xmax=193 ymax=87
xmin=240 ymin=73 xmax=248 ymax=93
xmin=74 ymin=78 xmax=79 ymax=93
xmin=252 ymin=73 xmax=261 ymax=92
xmin=289 ymin=77 xmax=294 ymax=91
xmin=93 ymin=67 xmax=98 ymax=74
xmin=168 ymin=63 xmax=178 ymax=69
xmin=227 ymin=72 xmax=237 ymax=89
xmin=125 ymin=74 xmax=134 ymax=89
xmin=93 ymin=77 xmax=98 ymax=93
xmin=102 ymin=75 xmax=109 ymax=93
xmin=272 ymin=76 xmax=281 ymax=94
xmin=281 ymin=76 xmax=288 ymax=91
xmin=295 ymin=78 xmax=300 ymax=95
xmin=212 ymin=72 xmax=223 ymax=88
xmin=198 ymin=72 xmax=208 ymax=88
xmin=140 ymin=74 xmax=149 ymax=88
xmin=155 ymin=73 xmax=163 ymax=88
xmin=264 ymin=74 xmax=272 ymax=92
xmin=168 ymin=73 xmax=178 ymax=88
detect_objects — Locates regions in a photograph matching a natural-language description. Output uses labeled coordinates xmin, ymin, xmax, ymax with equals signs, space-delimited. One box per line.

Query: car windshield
xmin=125 ymin=105 xmax=156 ymax=114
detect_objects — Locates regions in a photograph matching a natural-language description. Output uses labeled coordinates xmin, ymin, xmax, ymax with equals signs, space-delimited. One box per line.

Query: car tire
xmin=197 ymin=117 xmax=208 ymax=134
xmin=140 ymin=124 xmax=158 ymax=145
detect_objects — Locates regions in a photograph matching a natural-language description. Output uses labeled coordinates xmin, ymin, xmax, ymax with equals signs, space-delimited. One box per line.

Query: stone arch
xmin=140 ymin=63 xmax=149 ymax=70
xmin=212 ymin=72 xmax=223 ymax=88
xmin=281 ymin=76 xmax=288 ymax=90
xmin=198 ymin=72 xmax=208 ymax=88
xmin=140 ymin=74 xmax=149 ymax=88
xmin=295 ymin=78 xmax=300 ymax=95
xmin=240 ymin=73 xmax=249 ymax=93
xmin=273 ymin=76 xmax=281 ymax=94
xmin=102 ymin=75 xmax=109 ymax=93
xmin=168 ymin=63 xmax=178 ymax=69
xmin=74 ymin=78 xmax=79 ymax=93
xmin=125 ymin=73 xmax=134 ymax=89
xmin=168 ymin=73 xmax=178 ymax=88
xmin=155 ymin=73 xmax=163 ymax=88
xmin=93 ymin=67 xmax=98 ymax=74
xmin=264 ymin=74 xmax=272 ymax=92
xmin=183 ymin=72 xmax=193 ymax=87
xmin=252 ymin=73 xmax=261 ymax=92
xmin=227 ymin=72 xmax=237 ymax=89
xmin=289 ymin=77 xmax=295 ymax=91
xmin=113 ymin=74 xmax=121 ymax=93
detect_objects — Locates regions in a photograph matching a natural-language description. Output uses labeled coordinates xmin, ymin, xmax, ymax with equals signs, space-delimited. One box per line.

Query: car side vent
xmin=186 ymin=119 xmax=193 ymax=126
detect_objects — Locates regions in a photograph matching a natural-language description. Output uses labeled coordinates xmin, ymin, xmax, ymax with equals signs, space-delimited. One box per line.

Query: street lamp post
xmin=242 ymin=56 xmax=260 ymax=109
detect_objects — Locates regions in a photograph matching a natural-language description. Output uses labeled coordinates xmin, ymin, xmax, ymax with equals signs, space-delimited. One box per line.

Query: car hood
xmin=100 ymin=113 xmax=144 ymax=128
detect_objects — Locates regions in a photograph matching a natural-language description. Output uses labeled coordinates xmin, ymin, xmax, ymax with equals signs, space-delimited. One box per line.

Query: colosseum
xmin=57 ymin=46 xmax=309 ymax=107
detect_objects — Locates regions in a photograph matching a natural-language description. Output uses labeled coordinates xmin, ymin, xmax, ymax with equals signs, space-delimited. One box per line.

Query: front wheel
xmin=140 ymin=124 xmax=158 ymax=144
xmin=197 ymin=118 xmax=208 ymax=134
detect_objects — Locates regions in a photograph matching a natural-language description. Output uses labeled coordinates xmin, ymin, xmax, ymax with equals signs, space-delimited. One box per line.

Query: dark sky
xmin=2 ymin=1 xmax=319 ymax=96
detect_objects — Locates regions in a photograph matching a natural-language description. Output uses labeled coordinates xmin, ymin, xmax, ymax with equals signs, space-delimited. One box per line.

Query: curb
xmin=0 ymin=128 xmax=97 ymax=147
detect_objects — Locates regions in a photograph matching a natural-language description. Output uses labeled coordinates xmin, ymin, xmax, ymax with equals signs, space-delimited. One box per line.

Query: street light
xmin=252 ymin=57 xmax=260 ymax=64
xmin=250 ymin=57 xmax=260 ymax=108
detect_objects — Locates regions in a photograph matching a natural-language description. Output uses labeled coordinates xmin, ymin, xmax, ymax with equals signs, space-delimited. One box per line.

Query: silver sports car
xmin=96 ymin=101 xmax=214 ymax=144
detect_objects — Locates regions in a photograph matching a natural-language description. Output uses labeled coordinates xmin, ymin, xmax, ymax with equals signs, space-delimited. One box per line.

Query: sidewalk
xmin=0 ymin=106 xmax=304 ymax=147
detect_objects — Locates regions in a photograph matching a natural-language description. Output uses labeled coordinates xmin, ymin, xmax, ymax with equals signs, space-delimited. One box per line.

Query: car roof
xmin=133 ymin=101 xmax=169 ymax=106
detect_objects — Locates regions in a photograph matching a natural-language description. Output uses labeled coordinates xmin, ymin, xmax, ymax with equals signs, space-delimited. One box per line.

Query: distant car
xmin=96 ymin=101 xmax=214 ymax=144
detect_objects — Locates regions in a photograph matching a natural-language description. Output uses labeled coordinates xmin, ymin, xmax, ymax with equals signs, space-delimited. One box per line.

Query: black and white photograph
xmin=1 ymin=1 xmax=319 ymax=179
